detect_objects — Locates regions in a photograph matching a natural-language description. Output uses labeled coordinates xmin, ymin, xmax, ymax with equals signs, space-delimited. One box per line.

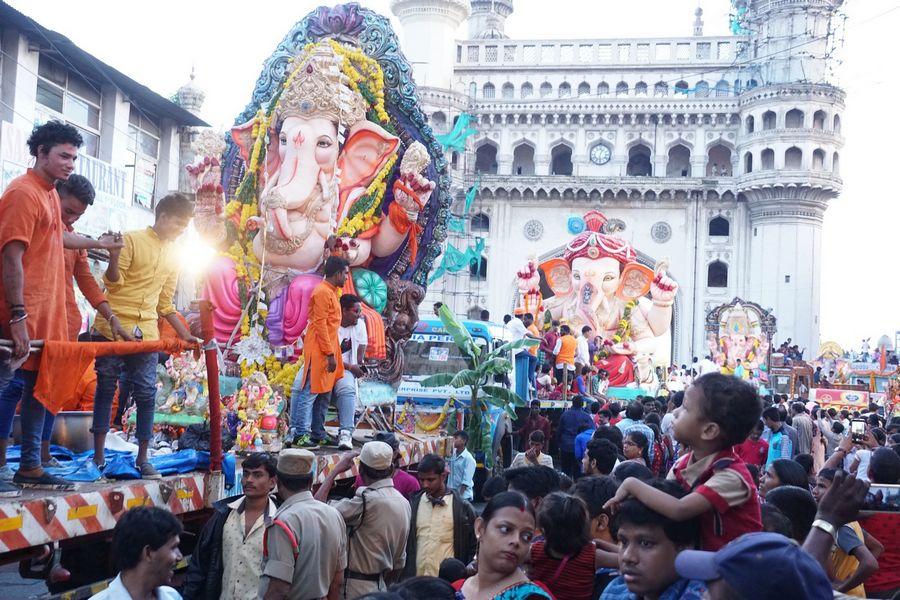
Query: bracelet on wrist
xmin=9 ymin=313 xmax=28 ymax=325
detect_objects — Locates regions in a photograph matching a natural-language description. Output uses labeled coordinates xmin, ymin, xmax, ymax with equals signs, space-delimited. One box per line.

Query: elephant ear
xmin=231 ymin=119 xmax=281 ymax=181
xmin=540 ymin=258 xmax=574 ymax=298
xmin=337 ymin=121 xmax=400 ymax=194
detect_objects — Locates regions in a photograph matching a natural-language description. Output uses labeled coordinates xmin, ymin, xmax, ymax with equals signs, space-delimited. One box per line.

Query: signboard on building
xmin=73 ymin=153 xmax=130 ymax=237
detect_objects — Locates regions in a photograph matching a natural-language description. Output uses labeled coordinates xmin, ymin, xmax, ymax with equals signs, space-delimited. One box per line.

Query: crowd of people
xmin=92 ymin=371 xmax=898 ymax=599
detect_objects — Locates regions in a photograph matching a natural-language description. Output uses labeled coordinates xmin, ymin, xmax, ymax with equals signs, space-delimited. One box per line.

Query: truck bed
xmin=0 ymin=436 xmax=448 ymax=554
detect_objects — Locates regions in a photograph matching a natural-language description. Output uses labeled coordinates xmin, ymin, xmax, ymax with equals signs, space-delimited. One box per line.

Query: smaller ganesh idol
xmin=539 ymin=211 xmax=677 ymax=387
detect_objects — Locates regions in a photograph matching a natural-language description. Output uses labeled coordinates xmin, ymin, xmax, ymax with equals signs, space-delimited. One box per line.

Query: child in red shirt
xmin=605 ymin=373 xmax=762 ymax=550
xmin=733 ymin=419 xmax=768 ymax=467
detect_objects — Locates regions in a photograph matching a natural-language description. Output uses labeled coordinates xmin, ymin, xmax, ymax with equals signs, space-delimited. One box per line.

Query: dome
xmin=176 ymin=69 xmax=205 ymax=115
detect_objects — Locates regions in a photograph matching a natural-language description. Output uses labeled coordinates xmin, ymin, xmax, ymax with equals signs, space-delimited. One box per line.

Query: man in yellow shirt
xmin=91 ymin=193 xmax=195 ymax=478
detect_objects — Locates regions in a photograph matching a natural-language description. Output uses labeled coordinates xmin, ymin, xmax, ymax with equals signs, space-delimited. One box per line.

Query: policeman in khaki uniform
xmin=259 ymin=449 xmax=347 ymax=600
xmin=314 ymin=441 xmax=412 ymax=599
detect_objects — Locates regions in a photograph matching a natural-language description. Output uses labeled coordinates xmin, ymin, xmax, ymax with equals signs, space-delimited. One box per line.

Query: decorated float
xmin=705 ymin=298 xmax=775 ymax=382
xmin=516 ymin=210 xmax=678 ymax=390
xmin=178 ymin=4 xmax=451 ymax=448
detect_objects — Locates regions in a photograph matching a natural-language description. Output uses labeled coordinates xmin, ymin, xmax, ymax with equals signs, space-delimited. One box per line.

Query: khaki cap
xmin=359 ymin=441 xmax=393 ymax=470
xmin=277 ymin=449 xmax=316 ymax=477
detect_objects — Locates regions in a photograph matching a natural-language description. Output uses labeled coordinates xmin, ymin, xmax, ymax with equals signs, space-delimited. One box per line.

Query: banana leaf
xmin=421 ymin=373 xmax=456 ymax=388
xmin=439 ymin=305 xmax=480 ymax=359
xmin=482 ymin=385 xmax=527 ymax=407
xmin=488 ymin=338 xmax=540 ymax=359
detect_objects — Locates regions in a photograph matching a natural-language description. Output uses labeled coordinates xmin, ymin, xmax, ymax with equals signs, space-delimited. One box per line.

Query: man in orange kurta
xmin=286 ymin=257 xmax=349 ymax=448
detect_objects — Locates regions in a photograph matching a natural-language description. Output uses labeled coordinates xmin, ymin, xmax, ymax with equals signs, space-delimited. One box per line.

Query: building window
xmin=785 ymin=109 xmax=804 ymax=128
xmin=482 ymin=83 xmax=495 ymax=99
xmin=812 ymin=149 xmax=825 ymax=170
xmin=635 ymin=81 xmax=648 ymax=96
xmin=521 ymin=82 xmax=534 ymax=98
xmin=833 ymin=114 xmax=842 ymax=133
xmin=785 ymin=147 xmax=802 ymax=169
xmin=676 ymin=43 xmax=690 ymax=60
xmin=813 ymin=110 xmax=826 ymax=130
xmin=696 ymin=43 xmax=711 ymax=59
xmin=718 ymin=42 xmax=731 ymax=60
xmin=456 ymin=45 xmax=463 ymax=62
xmin=617 ymin=45 xmax=630 ymax=61
xmin=745 ymin=115 xmax=755 ymax=133
xmin=578 ymin=44 xmax=593 ymax=62
xmin=523 ymin=45 xmax=537 ymax=63
xmin=559 ymin=82 xmax=571 ymax=98
xmin=762 ymin=110 xmax=776 ymax=130
xmin=656 ymin=44 xmax=671 ymax=60
xmin=744 ymin=152 xmax=753 ymax=173
xmin=627 ymin=144 xmax=653 ymax=176
xmin=485 ymin=45 xmax=498 ymax=63
xmin=674 ymin=80 xmax=689 ymax=94
xmin=598 ymin=45 xmax=612 ymax=61
xmin=503 ymin=46 xmax=516 ymax=62
xmin=474 ymin=143 xmax=498 ymax=174
xmin=761 ymin=149 xmax=775 ymax=170
xmin=833 ymin=152 xmax=840 ymax=175
xmin=35 ymin=54 xmax=101 ymax=157
xmin=431 ymin=111 xmax=447 ymax=133
xmin=707 ymin=261 xmax=728 ymax=288
xmin=577 ymin=82 xmax=591 ymax=97
xmin=715 ymin=80 xmax=730 ymax=97
xmin=707 ymin=144 xmax=732 ymax=177
xmin=559 ymin=45 xmax=574 ymax=62
xmin=550 ymin=144 xmax=573 ymax=176
xmin=785 ymin=275 xmax=791 ymax=283
xmin=540 ymin=82 xmax=553 ymax=98
xmin=709 ymin=216 xmax=730 ymax=237
xmin=512 ymin=143 xmax=535 ymax=175
xmin=541 ymin=45 xmax=555 ymax=63
xmin=597 ymin=82 xmax=609 ymax=96
xmin=654 ymin=81 xmax=668 ymax=96
xmin=128 ymin=106 xmax=161 ymax=210
xmin=471 ymin=212 xmax=490 ymax=232
xmin=695 ymin=81 xmax=709 ymax=97
xmin=636 ymin=44 xmax=650 ymax=62
xmin=467 ymin=46 xmax=479 ymax=62
xmin=615 ymin=81 xmax=629 ymax=96
xmin=501 ymin=83 xmax=514 ymax=99
xmin=470 ymin=256 xmax=487 ymax=280
xmin=666 ymin=144 xmax=691 ymax=177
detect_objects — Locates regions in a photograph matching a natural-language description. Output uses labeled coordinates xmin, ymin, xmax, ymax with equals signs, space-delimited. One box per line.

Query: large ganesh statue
xmin=190 ymin=5 xmax=449 ymax=383
xmin=705 ymin=298 xmax=775 ymax=380
xmin=535 ymin=211 xmax=678 ymax=387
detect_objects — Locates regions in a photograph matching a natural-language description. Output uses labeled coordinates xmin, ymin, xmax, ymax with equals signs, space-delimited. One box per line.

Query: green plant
xmin=420 ymin=306 xmax=538 ymax=467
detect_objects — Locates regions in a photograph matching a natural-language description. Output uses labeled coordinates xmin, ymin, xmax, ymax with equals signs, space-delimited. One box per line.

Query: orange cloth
xmin=33 ymin=339 xmax=196 ymax=415
xmin=301 ymin=281 xmax=344 ymax=394
xmin=527 ymin=324 xmax=541 ymax=357
xmin=0 ymin=169 xmax=68 ymax=370
xmin=557 ymin=335 xmax=577 ymax=366
xmin=64 ymin=225 xmax=107 ymax=341
xmin=66 ymin=363 xmax=119 ymax=415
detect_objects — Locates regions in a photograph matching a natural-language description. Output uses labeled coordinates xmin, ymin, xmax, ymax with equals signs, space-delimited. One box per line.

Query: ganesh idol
xmin=538 ymin=211 xmax=677 ymax=386
xmin=193 ymin=41 xmax=436 ymax=345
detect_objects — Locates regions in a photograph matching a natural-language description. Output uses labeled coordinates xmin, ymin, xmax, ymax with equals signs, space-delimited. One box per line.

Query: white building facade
xmin=392 ymin=0 xmax=845 ymax=363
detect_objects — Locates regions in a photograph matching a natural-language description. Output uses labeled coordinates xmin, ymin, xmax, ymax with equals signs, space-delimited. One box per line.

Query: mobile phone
xmin=850 ymin=419 xmax=867 ymax=443
xmin=861 ymin=484 xmax=900 ymax=513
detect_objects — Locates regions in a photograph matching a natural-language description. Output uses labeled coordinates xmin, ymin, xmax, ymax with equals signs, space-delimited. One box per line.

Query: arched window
xmin=451 ymin=152 xmax=459 ymax=169
xmin=762 ymin=111 xmax=776 ymax=130
xmin=812 ymin=149 xmax=825 ymax=170
xmin=577 ymin=82 xmax=591 ymax=97
xmin=512 ymin=143 xmax=535 ymax=175
xmin=707 ymin=261 xmax=728 ymax=288
xmin=469 ymin=81 xmax=477 ymax=97
xmin=615 ymin=81 xmax=629 ymax=96
xmin=695 ymin=81 xmax=710 ymax=97
xmin=627 ymin=144 xmax=653 ymax=176
xmin=550 ymin=144 xmax=573 ymax=176
xmin=706 ymin=144 xmax=732 ymax=177
xmin=832 ymin=152 xmax=840 ymax=175
xmin=501 ymin=83 xmax=514 ymax=99
xmin=654 ymin=81 xmax=668 ymax=96
xmin=674 ymin=80 xmax=689 ymax=94
xmin=666 ymin=144 xmax=692 ymax=177
xmin=540 ymin=82 xmax=553 ymax=98
xmin=471 ymin=212 xmax=490 ymax=232
xmin=744 ymin=152 xmax=753 ymax=173
xmin=482 ymin=83 xmax=495 ymax=99
xmin=469 ymin=256 xmax=487 ymax=280
xmin=761 ymin=148 xmax=775 ymax=170
xmin=635 ymin=81 xmax=648 ymax=96
xmin=748 ymin=79 xmax=758 ymax=89
xmin=521 ymin=82 xmax=534 ymax=98
xmin=785 ymin=109 xmax=804 ymax=128
xmin=833 ymin=114 xmax=842 ymax=133
xmin=813 ymin=110 xmax=826 ymax=130
xmin=597 ymin=82 xmax=609 ymax=96
xmin=474 ymin=143 xmax=498 ymax=174
xmin=559 ymin=82 xmax=572 ymax=98
xmin=709 ymin=216 xmax=730 ymax=237
xmin=745 ymin=115 xmax=755 ymax=133
xmin=715 ymin=79 xmax=730 ymax=97
xmin=785 ymin=146 xmax=802 ymax=169
xmin=431 ymin=111 xmax=447 ymax=133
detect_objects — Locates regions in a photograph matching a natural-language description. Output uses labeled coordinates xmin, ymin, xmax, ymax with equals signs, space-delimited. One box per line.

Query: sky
xmin=9 ymin=0 xmax=897 ymax=352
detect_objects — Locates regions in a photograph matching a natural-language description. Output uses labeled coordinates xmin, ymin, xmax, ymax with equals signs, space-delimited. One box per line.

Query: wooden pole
xmin=199 ymin=301 xmax=223 ymax=472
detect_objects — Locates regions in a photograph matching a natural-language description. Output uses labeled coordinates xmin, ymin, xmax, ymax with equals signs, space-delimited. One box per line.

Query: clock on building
xmin=589 ymin=144 xmax=611 ymax=165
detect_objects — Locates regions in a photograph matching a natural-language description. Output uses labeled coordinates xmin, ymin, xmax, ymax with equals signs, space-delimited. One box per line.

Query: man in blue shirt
xmin=447 ymin=430 xmax=476 ymax=501
xmin=556 ymin=395 xmax=595 ymax=477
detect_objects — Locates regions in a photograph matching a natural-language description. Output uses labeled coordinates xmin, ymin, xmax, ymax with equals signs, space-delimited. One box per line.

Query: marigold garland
xmin=598 ymin=300 xmax=638 ymax=358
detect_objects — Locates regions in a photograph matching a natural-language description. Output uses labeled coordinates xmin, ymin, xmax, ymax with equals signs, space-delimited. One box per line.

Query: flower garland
xmin=415 ymin=399 xmax=451 ymax=432
xmin=328 ymin=40 xmax=390 ymax=124
xmin=598 ymin=300 xmax=637 ymax=358
xmin=336 ymin=154 xmax=398 ymax=237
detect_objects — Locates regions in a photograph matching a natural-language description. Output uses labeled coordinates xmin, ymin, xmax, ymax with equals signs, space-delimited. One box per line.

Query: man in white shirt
xmin=506 ymin=313 xmax=537 ymax=401
xmin=698 ymin=355 xmax=719 ymax=376
xmin=575 ymin=326 xmax=592 ymax=371
xmin=325 ymin=294 xmax=368 ymax=450
xmin=90 ymin=507 xmax=183 ymax=600
xmin=509 ymin=430 xmax=554 ymax=469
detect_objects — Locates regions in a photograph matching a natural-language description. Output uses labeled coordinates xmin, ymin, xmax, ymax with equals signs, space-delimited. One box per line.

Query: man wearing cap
xmin=353 ymin=432 xmax=420 ymax=499
xmin=315 ymin=441 xmax=411 ymax=599
xmin=259 ymin=450 xmax=347 ymax=600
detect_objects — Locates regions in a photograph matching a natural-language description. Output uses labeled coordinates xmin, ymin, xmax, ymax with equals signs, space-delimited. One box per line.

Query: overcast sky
xmin=10 ymin=0 xmax=897 ymax=352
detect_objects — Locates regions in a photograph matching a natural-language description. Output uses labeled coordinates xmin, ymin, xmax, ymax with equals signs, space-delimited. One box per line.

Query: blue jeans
xmin=0 ymin=373 xmax=54 ymax=442
xmin=92 ymin=335 xmax=158 ymax=442
xmin=514 ymin=352 xmax=530 ymax=401
xmin=289 ymin=368 xmax=355 ymax=438
xmin=12 ymin=370 xmax=45 ymax=470
xmin=527 ymin=354 xmax=538 ymax=390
